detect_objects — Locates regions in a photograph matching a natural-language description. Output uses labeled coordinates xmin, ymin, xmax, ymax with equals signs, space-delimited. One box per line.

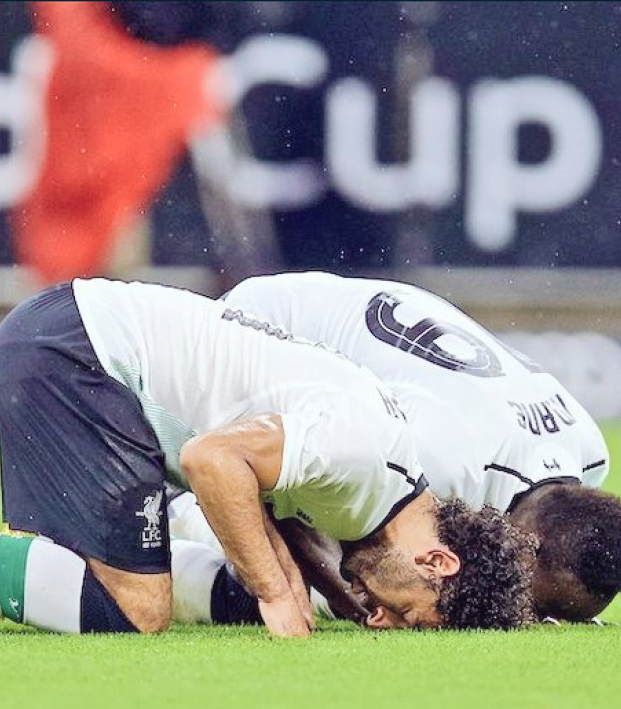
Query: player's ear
xmin=415 ymin=549 xmax=461 ymax=579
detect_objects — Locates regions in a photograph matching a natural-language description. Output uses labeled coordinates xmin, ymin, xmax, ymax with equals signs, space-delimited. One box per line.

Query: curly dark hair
xmin=532 ymin=485 xmax=621 ymax=616
xmin=435 ymin=499 xmax=536 ymax=630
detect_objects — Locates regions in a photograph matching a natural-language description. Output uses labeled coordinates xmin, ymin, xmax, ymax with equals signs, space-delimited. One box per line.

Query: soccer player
xmin=0 ymin=278 xmax=533 ymax=635
xmin=168 ymin=271 xmax=621 ymax=623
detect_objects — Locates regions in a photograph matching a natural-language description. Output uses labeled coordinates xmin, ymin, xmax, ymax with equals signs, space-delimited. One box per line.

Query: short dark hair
xmin=532 ymin=486 xmax=621 ymax=615
xmin=436 ymin=499 xmax=536 ymax=630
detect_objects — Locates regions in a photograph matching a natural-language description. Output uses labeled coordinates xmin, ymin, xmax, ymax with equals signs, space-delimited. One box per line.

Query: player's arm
xmin=179 ymin=414 xmax=312 ymax=637
xmin=272 ymin=515 xmax=369 ymax=624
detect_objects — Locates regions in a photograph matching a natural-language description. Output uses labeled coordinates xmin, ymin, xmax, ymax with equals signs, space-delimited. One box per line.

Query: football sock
xmin=0 ymin=534 xmax=33 ymax=624
xmin=211 ymin=563 xmax=261 ymax=625
xmin=171 ymin=538 xmax=228 ymax=623
xmin=171 ymin=539 xmax=261 ymax=625
xmin=0 ymin=534 xmax=137 ymax=633
xmin=81 ymin=567 xmax=138 ymax=633
xmin=168 ymin=492 xmax=223 ymax=552
xmin=0 ymin=534 xmax=85 ymax=631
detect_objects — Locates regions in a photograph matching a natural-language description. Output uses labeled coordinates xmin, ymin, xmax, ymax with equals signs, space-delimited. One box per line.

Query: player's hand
xmin=263 ymin=512 xmax=315 ymax=630
xmin=276 ymin=554 xmax=314 ymax=630
xmin=258 ymin=596 xmax=312 ymax=637
xmin=285 ymin=567 xmax=314 ymax=629
xmin=269 ymin=517 xmax=369 ymax=624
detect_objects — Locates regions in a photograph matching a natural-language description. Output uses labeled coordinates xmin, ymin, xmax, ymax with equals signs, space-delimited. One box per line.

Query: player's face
xmin=341 ymin=538 xmax=443 ymax=629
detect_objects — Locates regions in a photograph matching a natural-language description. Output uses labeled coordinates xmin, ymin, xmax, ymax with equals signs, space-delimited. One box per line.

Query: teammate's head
xmin=342 ymin=498 xmax=535 ymax=630
xmin=510 ymin=484 xmax=621 ymax=621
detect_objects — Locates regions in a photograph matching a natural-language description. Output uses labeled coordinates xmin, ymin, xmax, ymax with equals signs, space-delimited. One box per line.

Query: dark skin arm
xmin=271 ymin=516 xmax=370 ymax=624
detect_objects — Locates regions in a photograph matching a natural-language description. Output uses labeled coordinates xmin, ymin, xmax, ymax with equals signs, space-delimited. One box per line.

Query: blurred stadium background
xmin=1 ymin=0 xmax=621 ymax=424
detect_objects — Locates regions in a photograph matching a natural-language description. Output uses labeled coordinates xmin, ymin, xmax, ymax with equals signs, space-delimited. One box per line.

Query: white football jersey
xmin=224 ymin=271 xmax=609 ymax=513
xmin=73 ymin=278 xmax=425 ymax=540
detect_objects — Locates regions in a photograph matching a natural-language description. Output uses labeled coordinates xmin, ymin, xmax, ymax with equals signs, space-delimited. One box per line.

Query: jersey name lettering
xmin=508 ymin=394 xmax=576 ymax=435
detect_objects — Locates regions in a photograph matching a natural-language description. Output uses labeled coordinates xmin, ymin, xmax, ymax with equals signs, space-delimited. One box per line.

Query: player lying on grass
xmin=0 ymin=278 xmax=534 ymax=635
xmin=166 ymin=271 xmax=621 ymax=624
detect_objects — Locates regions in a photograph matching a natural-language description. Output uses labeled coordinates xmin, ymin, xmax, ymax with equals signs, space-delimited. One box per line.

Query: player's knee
xmin=87 ymin=558 xmax=172 ymax=633
xmin=134 ymin=590 xmax=172 ymax=633
xmin=124 ymin=586 xmax=171 ymax=633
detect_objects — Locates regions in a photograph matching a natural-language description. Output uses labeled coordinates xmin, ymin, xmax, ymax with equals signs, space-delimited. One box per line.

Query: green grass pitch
xmin=2 ymin=422 xmax=621 ymax=709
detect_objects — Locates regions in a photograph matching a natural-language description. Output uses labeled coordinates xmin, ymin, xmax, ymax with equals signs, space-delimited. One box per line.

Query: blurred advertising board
xmin=1 ymin=2 xmax=620 ymax=271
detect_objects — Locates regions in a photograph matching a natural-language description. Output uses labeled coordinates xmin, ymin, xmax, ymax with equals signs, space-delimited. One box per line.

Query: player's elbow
xmin=179 ymin=434 xmax=234 ymax=487
xmin=179 ymin=435 xmax=212 ymax=484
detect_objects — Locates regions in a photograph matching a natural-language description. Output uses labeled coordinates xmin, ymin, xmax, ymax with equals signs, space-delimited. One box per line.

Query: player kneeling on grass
xmin=0 ymin=278 xmax=534 ymax=636
xmin=216 ymin=271 xmax=621 ymax=623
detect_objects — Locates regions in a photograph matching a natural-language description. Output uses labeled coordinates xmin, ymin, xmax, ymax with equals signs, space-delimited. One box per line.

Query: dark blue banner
xmin=1 ymin=2 xmax=620 ymax=271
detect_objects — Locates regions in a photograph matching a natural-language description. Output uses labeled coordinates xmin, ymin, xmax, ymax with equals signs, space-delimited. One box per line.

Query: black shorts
xmin=0 ymin=283 xmax=170 ymax=573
